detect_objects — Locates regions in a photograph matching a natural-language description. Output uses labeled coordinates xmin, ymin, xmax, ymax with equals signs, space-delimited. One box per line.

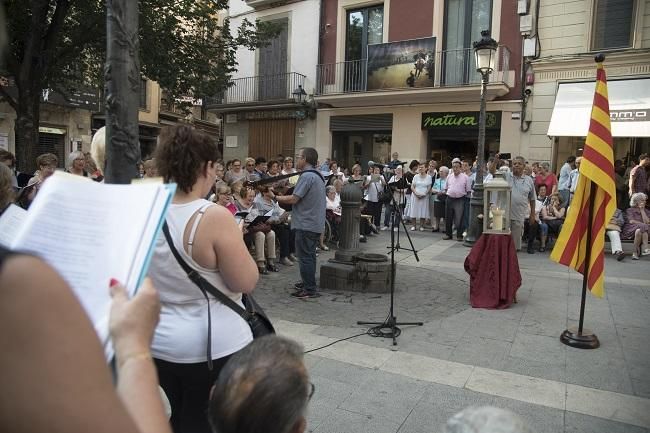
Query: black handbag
xmin=162 ymin=222 xmax=275 ymax=367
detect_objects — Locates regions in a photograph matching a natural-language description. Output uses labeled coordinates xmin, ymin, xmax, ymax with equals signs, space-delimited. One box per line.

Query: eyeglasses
xmin=233 ymin=164 xmax=241 ymax=168
xmin=246 ymin=163 xmax=255 ymax=167
xmin=75 ymin=158 xmax=85 ymax=162
xmin=308 ymin=382 xmax=315 ymax=401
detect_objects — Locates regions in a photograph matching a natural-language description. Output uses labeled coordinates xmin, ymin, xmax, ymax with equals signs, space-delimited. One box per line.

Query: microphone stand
xmin=358 ymin=180 xmax=422 ymax=345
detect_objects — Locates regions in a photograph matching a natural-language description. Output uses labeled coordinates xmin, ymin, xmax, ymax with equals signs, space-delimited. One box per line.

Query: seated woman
xmin=235 ymin=187 xmax=278 ymax=274
xmin=539 ymin=193 xmax=565 ymax=251
xmin=214 ymin=184 xmax=237 ymax=215
xmin=255 ymin=185 xmax=295 ymax=267
xmin=325 ymin=185 xmax=342 ymax=242
xmin=622 ymin=192 xmax=650 ymax=260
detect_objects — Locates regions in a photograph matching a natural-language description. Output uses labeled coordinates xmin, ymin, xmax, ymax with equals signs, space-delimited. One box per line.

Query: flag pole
xmin=559 ymin=54 xmax=607 ymax=350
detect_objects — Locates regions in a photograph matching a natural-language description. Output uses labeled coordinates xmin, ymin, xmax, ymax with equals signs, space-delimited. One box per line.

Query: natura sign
xmin=421 ymin=111 xmax=501 ymax=130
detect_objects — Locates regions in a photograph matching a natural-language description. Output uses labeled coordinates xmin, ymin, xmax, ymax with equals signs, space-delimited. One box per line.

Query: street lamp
xmin=464 ymin=30 xmax=498 ymax=246
xmin=292 ymin=85 xmax=307 ymax=104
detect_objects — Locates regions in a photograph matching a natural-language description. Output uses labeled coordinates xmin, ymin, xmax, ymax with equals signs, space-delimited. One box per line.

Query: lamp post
xmin=464 ymin=30 xmax=498 ymax=246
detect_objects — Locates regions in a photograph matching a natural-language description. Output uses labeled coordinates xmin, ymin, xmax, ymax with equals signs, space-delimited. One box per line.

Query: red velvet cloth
xmin=464 ymin=234 xmax=521 ymax=309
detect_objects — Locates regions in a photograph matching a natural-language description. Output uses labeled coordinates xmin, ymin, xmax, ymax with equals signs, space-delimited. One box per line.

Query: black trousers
xmin=366 ymin=200 xmax=382 ymax=227
xmin=445 ymin=196 xmax=465 ymax=238
xmin=155 ymin=356 xmax=232 ymax=433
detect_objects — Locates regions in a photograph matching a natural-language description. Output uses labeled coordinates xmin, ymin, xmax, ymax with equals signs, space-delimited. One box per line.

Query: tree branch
xmin=0 ymin=85 xmax=18 ymax=111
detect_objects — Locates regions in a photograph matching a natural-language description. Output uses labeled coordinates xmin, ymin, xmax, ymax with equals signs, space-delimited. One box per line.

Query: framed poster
xmin=367 ymin=37 xmax=436 ymax=90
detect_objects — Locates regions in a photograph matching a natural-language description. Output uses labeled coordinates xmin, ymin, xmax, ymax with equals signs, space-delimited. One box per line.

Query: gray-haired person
xmin=209 ymin=336 xmax=312 ymax=433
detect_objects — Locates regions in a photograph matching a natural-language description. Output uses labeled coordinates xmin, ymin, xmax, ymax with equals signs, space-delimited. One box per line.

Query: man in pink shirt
xmin=443 ymin=159 xmax=472 ymax=240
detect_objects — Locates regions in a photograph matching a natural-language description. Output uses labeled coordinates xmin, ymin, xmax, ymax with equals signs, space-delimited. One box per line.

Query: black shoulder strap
xmin=162 ymin=222 xmax=251 ymax=321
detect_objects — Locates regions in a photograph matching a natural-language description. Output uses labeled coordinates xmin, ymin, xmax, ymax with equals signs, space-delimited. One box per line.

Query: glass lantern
xmin=483 ymin=171 xmax=511 ymax=235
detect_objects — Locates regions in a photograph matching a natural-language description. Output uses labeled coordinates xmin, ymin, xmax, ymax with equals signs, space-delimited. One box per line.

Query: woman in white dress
xmin=408 ymin=163 xmax=432 ymax=231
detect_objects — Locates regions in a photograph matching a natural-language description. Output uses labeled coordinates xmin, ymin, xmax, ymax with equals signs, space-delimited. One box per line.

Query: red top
xmin=534 ymin=173 xmax=558 ymax=194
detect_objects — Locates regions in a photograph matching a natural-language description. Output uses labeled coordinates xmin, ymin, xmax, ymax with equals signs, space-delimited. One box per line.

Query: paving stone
xmin=564 ymin=411 xmax=650 ymax=433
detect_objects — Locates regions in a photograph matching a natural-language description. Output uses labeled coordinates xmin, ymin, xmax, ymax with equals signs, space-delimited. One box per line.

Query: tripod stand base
xmin=560 ymin=326 xmax=600 ymax=349
xmin=357 ymin=318 xmax=423 ymax=345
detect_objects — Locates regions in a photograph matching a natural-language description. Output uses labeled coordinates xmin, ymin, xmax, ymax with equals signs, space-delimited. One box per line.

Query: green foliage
xmin=2 ymin=0 xmax=279 ymax=103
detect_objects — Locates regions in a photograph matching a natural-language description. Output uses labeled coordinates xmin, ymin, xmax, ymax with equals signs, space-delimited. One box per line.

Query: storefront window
xmin=554 ymin=136 xmax=637 ymax=170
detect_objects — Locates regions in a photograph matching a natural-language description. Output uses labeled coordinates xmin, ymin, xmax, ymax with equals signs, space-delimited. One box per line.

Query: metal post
xmin=464 ymin=71 xmax=488 ymax=246
xmin=104 ymin=0 xmax=141 ymax=184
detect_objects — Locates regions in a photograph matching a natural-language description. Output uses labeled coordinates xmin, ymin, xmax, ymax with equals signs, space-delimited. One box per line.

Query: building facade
xmin=312 ymin=0 xmax=524 ymax=169
xmin=523 ymin=0 xmax=650 ymax=170
xmin=209 ymin=0 xmax=321 ymax=162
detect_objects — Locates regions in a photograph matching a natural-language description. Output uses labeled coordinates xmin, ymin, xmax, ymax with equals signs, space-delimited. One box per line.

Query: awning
xmin=547 ymin=78 xmax=650 ymax=137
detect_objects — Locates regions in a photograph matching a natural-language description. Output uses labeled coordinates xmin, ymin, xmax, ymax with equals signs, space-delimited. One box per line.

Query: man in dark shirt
xmin=275 ymin=147 xmax=326 ymax=298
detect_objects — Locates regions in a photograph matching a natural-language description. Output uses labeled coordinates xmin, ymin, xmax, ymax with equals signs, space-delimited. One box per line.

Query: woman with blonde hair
xmin=90 ymin=126 xmax=106 ymax=174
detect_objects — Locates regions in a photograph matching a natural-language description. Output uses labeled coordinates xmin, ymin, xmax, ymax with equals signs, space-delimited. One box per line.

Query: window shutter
xmin=592 ymin=0 xmax=635 ymax=50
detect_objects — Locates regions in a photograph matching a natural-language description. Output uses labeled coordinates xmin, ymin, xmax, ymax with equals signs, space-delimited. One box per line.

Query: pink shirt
xmin=445 ymin=172 xmax=471 ymax=198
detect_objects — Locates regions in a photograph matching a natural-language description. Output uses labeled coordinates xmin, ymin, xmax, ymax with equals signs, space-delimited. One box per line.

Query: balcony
xmin=205 ymin=72 xmax=306 ymax=110
xmin=315 ymin=46 xmax=513 ymax=107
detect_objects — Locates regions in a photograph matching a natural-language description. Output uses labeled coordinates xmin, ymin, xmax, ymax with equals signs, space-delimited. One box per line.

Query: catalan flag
xmin=550 ymin=60 xmax=616 ymax=298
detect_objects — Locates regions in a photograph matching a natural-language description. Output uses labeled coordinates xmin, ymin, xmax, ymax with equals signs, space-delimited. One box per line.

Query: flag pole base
xmin=560 ymin=326 xmax=600 ymax=349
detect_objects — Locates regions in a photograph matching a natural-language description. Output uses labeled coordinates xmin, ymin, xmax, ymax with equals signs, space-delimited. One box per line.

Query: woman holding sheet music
xmin=150 ymin=125 xmax=259 ymax=433
xmin=235 ymin=186 xmax=278 ymax=274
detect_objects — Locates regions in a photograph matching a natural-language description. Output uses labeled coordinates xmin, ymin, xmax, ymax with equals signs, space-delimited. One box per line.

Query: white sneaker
xmin=642 ymin=249 xmax=650 ymax=256
xmin=632 ymin=253 xmax=640 ymax=260
xmin=410 ymin=226 xmax=416 ymax=231
xmin=381 ymin=226 xmax=390 ymax=231
xmin=393 ymin=227 xmax=398 ymax=232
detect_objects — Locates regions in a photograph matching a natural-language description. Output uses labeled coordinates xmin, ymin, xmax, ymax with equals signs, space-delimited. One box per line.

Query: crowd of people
xmin=0 ymin=123 xmax=648 ymax=433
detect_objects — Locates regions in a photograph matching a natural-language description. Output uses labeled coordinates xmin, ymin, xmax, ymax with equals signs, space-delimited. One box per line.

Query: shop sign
xmin=241 ymin=110 xmax=299 ymax=120
xmin=610 ymin=109 xmax=648 ymax=122
xmin=421 ymin=111 xmax=501 ymax=130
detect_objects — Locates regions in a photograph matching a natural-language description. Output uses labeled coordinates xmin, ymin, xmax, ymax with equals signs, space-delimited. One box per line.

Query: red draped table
xmin=464 ymin=234 xmax=521 ymax=309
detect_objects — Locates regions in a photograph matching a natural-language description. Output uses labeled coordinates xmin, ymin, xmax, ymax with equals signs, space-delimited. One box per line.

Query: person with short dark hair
xmin=275 ymin=147 xmax=326 ymax=299
xmin=254 ymin=157 xmax=268 ymax=179
xmin=208 ymin=336 xmax=311 ymax=433
xmin=151 ymin=125 xmax=259 ymax=433
xmin=629 ymin=153 xmax=650 ymax=197
xmin=0 ymin=149 xmax=17 ymax=188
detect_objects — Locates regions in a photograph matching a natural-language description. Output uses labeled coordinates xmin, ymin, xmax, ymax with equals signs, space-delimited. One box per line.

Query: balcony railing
xmin=205 ymin=72 xmax=306 ymax=106
xmin=316 ymin=46 xmax=510 ymax=96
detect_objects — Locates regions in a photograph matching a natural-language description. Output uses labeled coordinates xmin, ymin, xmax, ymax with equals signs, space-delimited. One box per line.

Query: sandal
xmin=538 ymin=246 xmax=546 ymax=252
xmin=266 ymin=263 xmax=280 ymax=272
xmin=258 ymin=267 xmax=268 ymax=275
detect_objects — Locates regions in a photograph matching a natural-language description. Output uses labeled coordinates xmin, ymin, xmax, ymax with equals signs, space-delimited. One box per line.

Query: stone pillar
xmin=334 ymin=182 xmax=362 ymax=264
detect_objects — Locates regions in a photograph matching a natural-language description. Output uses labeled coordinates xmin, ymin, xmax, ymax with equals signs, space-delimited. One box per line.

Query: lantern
xmin=483 ymin=171 xmax=511 ymax=234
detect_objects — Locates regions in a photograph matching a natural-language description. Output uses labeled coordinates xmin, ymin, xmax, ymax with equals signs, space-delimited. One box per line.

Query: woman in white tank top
xmin=148 ymin=125 xmax=259 ymax=433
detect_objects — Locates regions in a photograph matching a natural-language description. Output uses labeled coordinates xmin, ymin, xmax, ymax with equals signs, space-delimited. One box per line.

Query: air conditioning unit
xmin=517 ymin=0 xmax=530 ymax=15
xmin=520 ymin=15 xmax=533 ymax=34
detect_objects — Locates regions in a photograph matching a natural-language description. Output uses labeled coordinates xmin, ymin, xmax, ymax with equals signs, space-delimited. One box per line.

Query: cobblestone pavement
xmin=252 ymin=223 xmax=650 ymax=433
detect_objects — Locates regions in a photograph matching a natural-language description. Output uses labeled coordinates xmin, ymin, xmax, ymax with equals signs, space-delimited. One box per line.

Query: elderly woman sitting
xmin=255 ymin=185 xmax=295 ymax=267
xmin=325 ymin=185 xmax=341 ymax=242
xmin=235 ymin=187 xmax=277 ymax=274
xmin=622 ymin=192 xmax=650 ymax=260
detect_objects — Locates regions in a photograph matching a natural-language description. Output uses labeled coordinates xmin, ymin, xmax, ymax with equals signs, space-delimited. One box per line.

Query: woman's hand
xmin=109 ymin=278 xmax=160 ymax=366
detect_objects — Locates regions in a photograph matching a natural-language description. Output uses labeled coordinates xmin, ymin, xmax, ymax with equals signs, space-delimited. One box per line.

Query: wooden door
xmin=248 ymin=119 xmax=296 ymax=160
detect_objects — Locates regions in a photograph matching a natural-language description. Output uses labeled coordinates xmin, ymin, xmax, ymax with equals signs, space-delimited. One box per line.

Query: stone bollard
xmin=334 ymin=181 xmax=362 ymax=264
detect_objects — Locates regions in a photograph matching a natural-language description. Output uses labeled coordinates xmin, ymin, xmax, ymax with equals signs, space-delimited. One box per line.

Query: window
xmin=344 ymin=4 xmax=383 ymax=91
xmin=592 ymin=0 xmax=636 ymax=50
xmin=443 ymin=0 xmax=492 ymax=85
xmin=345 ymin=5 xmax=383 ymax=62
xmin=139 ymin=78 xmax=147 ymax=109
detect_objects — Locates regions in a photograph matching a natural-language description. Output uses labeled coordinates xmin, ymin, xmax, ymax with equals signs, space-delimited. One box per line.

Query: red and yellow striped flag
xmin=550 ymin=61 xmax=616 ymax=298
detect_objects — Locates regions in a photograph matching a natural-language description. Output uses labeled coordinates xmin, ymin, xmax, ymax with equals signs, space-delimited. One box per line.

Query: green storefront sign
xmin=421 ymin=111 xmax=501 ymax=130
